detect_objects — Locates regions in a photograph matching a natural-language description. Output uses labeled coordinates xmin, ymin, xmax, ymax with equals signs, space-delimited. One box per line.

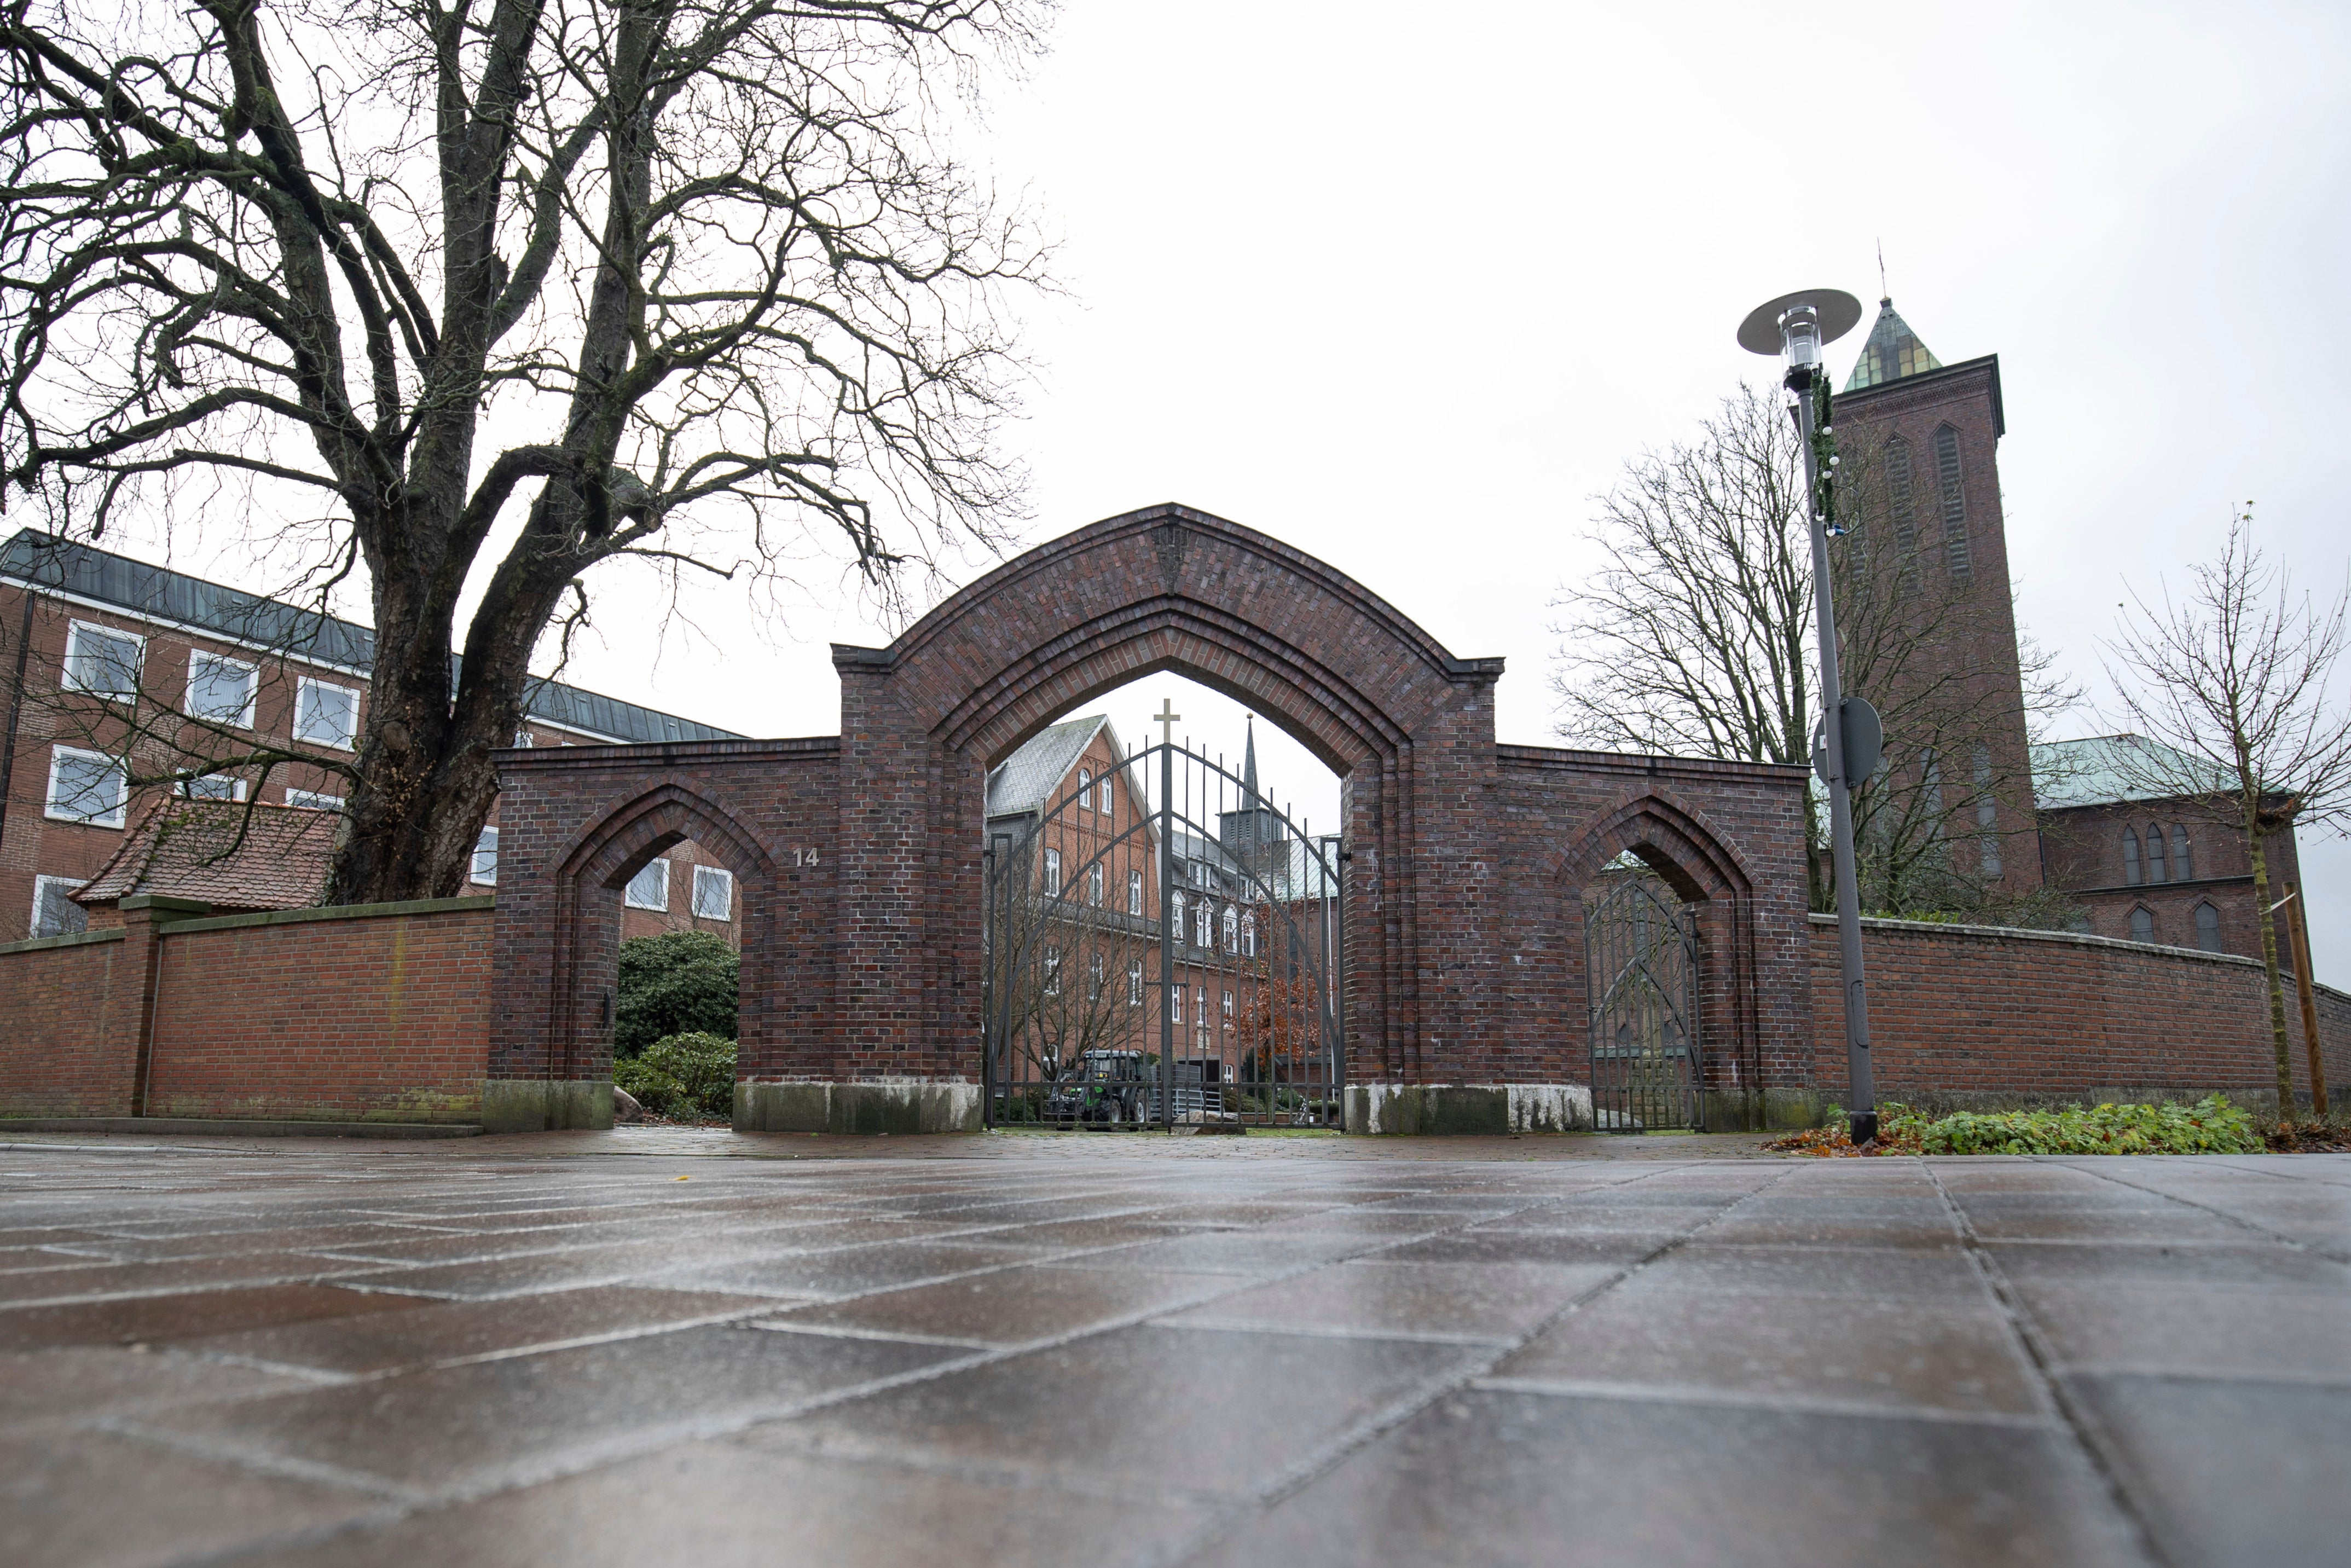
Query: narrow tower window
xmin=2144 ymin=823 xmax=2167 ymax=883
xmin=1973 ymin=743 xmax=2000 ymax=878
xmin=1885 ymin=435 xmax=1920 ymax=588
xmin=1932 ymin=424 xmax=1971 ymax=582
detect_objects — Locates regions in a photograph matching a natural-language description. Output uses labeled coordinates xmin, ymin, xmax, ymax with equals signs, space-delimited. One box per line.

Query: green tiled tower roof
xmin=1842 ymin=298 xmax=1943 ymax=391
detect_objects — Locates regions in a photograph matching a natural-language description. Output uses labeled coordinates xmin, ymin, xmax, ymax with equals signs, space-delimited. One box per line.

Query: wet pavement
xmin=2 ymin=1130 xmax=2345 ymax=1567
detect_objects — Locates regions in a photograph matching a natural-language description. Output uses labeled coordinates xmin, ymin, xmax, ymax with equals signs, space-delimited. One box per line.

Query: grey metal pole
xmin=1793 ymin=372 xmax=1878 ymax=1143
xmin=1160 ymin=736 xmax=1176 ymax=1134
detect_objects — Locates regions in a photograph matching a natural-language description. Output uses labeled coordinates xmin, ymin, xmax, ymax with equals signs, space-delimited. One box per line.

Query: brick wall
xmin=144 ymin=900 xmax=493 ymax=1122
xmin=1812 ymin=914 xmax=2351 ymax=1113
xmin=0 ymin=929 xmax=131 ymax=1114
xmin=0 ymin=897 xmax=490 ymax=1124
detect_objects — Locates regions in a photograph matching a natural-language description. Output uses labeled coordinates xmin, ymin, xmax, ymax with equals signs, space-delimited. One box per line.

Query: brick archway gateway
xmin=487 ymin=503 xmax=1814 ymax=1132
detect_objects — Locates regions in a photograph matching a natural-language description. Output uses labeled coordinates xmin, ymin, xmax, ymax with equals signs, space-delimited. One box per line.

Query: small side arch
xmin=1549 ymin=788 xmax=1757 ymax=903
xmin=545 ymin=782 xmax=783 ymax=1087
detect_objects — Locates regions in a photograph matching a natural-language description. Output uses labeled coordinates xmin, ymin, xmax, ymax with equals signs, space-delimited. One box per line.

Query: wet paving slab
xmin=1 ymin=1131 xmax=2346 ymax=1565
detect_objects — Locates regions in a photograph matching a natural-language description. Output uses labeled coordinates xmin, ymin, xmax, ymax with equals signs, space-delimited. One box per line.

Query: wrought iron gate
xmin=982 ymin=733 xmax=1342 ymax=1129
xmin=1584 ymin=865 xmax=1703 ymax=1131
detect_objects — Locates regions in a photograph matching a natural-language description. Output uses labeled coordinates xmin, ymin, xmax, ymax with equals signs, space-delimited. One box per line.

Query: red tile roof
xmin=72 ymin=799 xmax=338 ymax=912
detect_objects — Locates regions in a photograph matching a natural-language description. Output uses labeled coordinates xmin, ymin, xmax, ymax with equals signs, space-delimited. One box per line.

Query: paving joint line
xmin=1923 ymin=1161 xmax=2174 ymax=1568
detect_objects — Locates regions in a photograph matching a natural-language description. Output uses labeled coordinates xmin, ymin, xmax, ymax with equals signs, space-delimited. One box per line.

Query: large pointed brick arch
xmin=831 ymin=503 xmax=1508 ymax=1089
xmin=486 ymin=504 xmax=1814 ymax=1133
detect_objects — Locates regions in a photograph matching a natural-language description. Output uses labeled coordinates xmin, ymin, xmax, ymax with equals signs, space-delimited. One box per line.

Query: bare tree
xmin=0 ymin=0 xmax=1047 ymax=904
xmin=2106 ymin=512 xmax=2351 ymax=1121
xmin=1550 ymin=381 xmax=2076 ymax=921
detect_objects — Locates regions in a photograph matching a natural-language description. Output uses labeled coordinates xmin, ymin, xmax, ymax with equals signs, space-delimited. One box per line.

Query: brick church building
xmin=1833 ymin=300 xmax=2313 ymax=971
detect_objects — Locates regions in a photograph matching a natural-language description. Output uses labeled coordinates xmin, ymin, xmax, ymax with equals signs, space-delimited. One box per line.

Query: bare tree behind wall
xmin=0 ymin=0 xmax=1050 ymax=903
xmin=2106 ymin=513 xmax=2351 ymax=1120
xmin=1549 ymin=382 xmax=2077 ymax=921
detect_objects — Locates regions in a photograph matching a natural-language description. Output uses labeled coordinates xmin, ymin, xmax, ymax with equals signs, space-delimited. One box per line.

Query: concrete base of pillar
xmin=480 ymin=1079 xmax=613 ymax=1132
xmin=734 ymin=1079 xmax=983 ymax=1135
xmin=1344 ymin=1083 xmax=1595 ymax=1135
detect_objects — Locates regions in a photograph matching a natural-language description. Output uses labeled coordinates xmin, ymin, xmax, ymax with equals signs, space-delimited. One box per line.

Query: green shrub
xmin=615 ymin=1031 xmax=737 ymax=1119
xmin=1816 ymin=1096 xmax=2261 ymax=1156
xmin=616 ymin=930 xmax=738 ymax=1057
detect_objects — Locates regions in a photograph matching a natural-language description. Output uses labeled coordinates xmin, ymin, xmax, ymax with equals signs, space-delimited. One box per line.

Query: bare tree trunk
xmin=2242 ymin=803 xmax=2297 ymax=1119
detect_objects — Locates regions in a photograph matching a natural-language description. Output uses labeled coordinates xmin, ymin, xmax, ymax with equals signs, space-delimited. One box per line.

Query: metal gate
xmin=982 ymin=727 xmax=1342 ymax=1129
xmin=1584 ymin=864 xmax=1703 ymax=1131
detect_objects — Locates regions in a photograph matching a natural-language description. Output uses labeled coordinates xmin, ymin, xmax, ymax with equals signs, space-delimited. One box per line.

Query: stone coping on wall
xmin=1497 ymin=743 xmax=1811 ymax=785
xmin=160 ymin=894 xmax=495 ymax=937
xmin=490 ymin=735 xmax=842 ymax=768
xmin=0 ymin=927 xmax=127 ymax=959
xmin=1821 ymin=911 xmax=2348 ymax=1004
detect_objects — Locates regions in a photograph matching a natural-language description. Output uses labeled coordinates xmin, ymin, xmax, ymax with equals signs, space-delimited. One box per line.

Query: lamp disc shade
xmin=1736 ymin=289 xmax=1865 ymax=355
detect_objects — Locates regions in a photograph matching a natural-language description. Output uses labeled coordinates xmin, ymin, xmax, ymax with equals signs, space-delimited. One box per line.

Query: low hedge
xmin=1778 ymin=1095 xmax=2264 ymax=1156
xmin=615 ymin=1031 xmax=737 ymax=1120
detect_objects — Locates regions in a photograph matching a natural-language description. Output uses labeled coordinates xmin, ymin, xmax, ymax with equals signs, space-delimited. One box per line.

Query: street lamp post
xmin=1739 ymin=288 xmax=1881 ymax=1144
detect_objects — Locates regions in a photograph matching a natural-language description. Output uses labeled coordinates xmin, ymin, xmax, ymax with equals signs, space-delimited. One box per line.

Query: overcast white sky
xmin=118 ymin=2 xmax=2351 ymax=969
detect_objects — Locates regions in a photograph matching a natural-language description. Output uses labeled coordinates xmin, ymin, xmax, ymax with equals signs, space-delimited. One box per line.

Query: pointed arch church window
xmin=2171 ymin=826 xmax=2192 ymax=881
xmin=2122 ymin=828 xmax=2141 ymax=885
xmin=1933 ymin=424 xmax=1971 ymax=582
xmin=2130 ymin=906 xmax=2155 ymax=943
xmin=1885 ymin=435 xmax=1920 ymax=587
xmin=2194 ymin=902 xmax=2222 ymax=952
xmin=2145 ymin=823 xmax=2167 ymax=883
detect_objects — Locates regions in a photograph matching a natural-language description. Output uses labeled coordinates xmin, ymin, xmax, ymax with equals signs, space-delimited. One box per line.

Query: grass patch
xmin=1768 ymin=1096 xmax=2263 ymax=1157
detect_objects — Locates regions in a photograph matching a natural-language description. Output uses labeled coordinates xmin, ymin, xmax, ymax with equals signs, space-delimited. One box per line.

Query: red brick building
xmin=1831 ymin=302 xmax=2315 ymax=974
xmin=0 ymin=530 xmax=743 ymax=947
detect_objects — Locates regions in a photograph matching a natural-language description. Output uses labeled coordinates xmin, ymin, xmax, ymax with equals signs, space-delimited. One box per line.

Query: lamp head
xmin=1736 ymin=289 xmax=1864 ymax=379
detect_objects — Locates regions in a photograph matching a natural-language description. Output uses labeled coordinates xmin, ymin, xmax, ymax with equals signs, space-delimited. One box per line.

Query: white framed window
xmin=1196 ymin=987 xmax=1209 ymax=1037
xmin=31 ymin=875 xmax=89 ymax=939
xmin=45 ymin=746 xmax=127 ymax=827
xmin=1128 ymin=869 xmax=1144 ymax=916
xmin=1223 ymin=906 xmax=1238 ymax=952
xmin=285 ymin=788 xmax=343 ymax=812
xmin=1043 ymin=847 xmax=1062 ymax=897
xmin=294 ymin=676 xmax=361 ymax=750
xmin=177 ymin=774 xmax=248 ymax=802
xmin=1242 ymin=915 xmax=1257 ymax=957
xmin=1127 ymin=959 xmax=1144 ymax=1006
xmin=1044 ymin=945 xmax=1061 ymax=996
xmin=1099 ymin=774 xmax=1114 ymax=815
xmin=1222 ymin=988 xmax=1234 ymax=1023
xmin=471 ymin=827 xmax=500 ymax=886
xmin=63 ymin=621 xmax=143 ymax=698
xmin=624 ymin=858 xmax=670 ymax=911
xmin=1170 ymin=983 xmax=1183 ymax=1024
xmin=184 ymin=650 xmax=257 ymax=726
xmin=1088 ymin=951 xmax=1105 ymax=1002
xmin=1195 ymin=900 xmax=1212 ymax=947
xmin=692 ymin=864 xmax=734 ymax=919
xmin=512 ymin=728 xmax=535 ymax=748
xmin=1077 ymin=768 xmax=1092 ymax=810
xmin=1170 ymin=890 xmax=1184 ymax=936
xmin=1087 ymin=862 xmax=1104 ymax=907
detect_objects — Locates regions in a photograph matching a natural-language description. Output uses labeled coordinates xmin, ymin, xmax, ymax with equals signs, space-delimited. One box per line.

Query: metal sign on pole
xmin=1739 ymin=287 xmax=1881 ymax=1143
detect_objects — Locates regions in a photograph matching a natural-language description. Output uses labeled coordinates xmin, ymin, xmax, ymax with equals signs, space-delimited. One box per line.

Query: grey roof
xmin=986 ymin=715 xmax=1109 ymax=817
xmin=2 ymin=529 xmax=744 ymax=746
xmin=2032 ymin=734 xmax=2236 ymax=810
xmin=1843 ymin=298 xmax=1944 ymax=392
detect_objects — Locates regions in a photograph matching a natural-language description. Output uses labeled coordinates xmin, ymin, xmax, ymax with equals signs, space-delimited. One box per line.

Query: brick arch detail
xmin=545 ymin=782 xmax=780 ymax=1086
xmin=1548 ymin=787 xmax=1758 ymax=904
xmin=832 ymin=501 xmax=1508 ymax=1083
xmin=1545 ymin=785 xmax=1766 ymax=1104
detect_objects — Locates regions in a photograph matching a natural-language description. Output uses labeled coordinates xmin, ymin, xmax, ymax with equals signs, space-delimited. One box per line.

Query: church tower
xmin=1832 ymin=300 xmax=2043 ymax=899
